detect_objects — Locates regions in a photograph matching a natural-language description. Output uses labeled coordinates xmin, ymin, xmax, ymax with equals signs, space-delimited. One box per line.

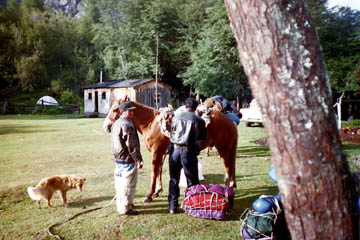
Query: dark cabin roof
xmin=83 ymin=78 xmax=154 ymax=89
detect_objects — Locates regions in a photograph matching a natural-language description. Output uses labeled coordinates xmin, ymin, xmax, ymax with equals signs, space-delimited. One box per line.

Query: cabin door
xmin=94 ymin=91 xmax=98 ymax=113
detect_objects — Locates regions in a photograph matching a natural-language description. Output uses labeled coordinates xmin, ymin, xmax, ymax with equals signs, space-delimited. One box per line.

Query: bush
xmin=342 ymin=119 xmax=360 ymax=128
xmin=60 ymin=90 xmax=77 ymax=104
xmin=32 ymin=106 xmax=70 ymax=115
xmin=49 ymin=80 xmax=63 ymax=96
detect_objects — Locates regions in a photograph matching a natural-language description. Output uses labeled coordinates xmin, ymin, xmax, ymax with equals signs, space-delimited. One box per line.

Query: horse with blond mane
xmin=104 ymin=97 xmax=238 ymax=203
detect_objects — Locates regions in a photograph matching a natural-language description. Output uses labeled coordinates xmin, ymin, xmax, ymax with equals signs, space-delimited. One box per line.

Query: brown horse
xmin=104 ymin=97 xmax=238 ymax=202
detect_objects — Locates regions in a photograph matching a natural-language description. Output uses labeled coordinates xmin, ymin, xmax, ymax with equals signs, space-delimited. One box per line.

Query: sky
xmin=327 ymin=0 xmax=360 ymax=10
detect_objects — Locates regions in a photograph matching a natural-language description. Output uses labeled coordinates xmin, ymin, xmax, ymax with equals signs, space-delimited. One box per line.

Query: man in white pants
xmin=111 ymin=101 xmax=144 ymax=215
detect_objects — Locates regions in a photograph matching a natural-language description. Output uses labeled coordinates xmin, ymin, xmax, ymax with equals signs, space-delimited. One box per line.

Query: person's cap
xmin=119 ymin=101 xmax=136 ymax=110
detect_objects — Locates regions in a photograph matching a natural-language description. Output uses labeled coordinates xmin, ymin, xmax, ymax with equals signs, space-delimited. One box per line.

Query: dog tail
xmin=27 ymin=187 xmax=42 ymax=201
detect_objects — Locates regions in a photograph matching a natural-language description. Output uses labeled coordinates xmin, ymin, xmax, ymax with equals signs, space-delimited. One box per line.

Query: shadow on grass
xmin=124 ymin=195 xmax=171 ymax=214
xmin=244 ymin=123 xmax=264 ymax=128
xmin=205 ymin=146 xmax=270 ymax=157
xmin=0 ymin=125 xmax=59 ymax=135
xmin=202 ymin=173 xmax=226 ymax=185
xmin=133 ymin=203 xmax=170 ymax=215
xmin=237 ymin=146 xmax=270 ymax=157
xmin=71 ymin=194 xmax=172 ymax=215
xmin=0 ymin=185 xmax=28 ymax=210
xmin=68 ymin=195 xmax=115 ymax=208
xmin=202 ymin=173 xmax=275 ymax=187
xmin=0 ymin=115 xmax=83 ymax=120
xmin=236 ymin=173 xmax=269 ymax=180
xmin=64 ymin=180 xmax=280 ymax=221
xmin=343 ymin=143 xmax=360 ymax=152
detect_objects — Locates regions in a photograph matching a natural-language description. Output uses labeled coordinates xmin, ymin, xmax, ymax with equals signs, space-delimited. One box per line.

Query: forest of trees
xmin=0 ymin=0 xmax=359 ymax=114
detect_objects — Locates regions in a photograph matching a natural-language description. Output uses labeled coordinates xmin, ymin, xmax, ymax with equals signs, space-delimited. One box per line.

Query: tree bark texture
xmin=224 ymin=1 xmax=356 ymax=239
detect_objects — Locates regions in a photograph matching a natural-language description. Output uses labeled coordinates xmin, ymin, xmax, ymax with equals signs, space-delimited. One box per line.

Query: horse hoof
xmin=152 ymin=190 xmax=162 ymax=198
xmin=143 ymin=197 xmax=153 ymax=203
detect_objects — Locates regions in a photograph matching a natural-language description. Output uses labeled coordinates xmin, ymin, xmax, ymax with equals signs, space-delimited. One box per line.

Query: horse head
xmin=202 ymin=98 xmax=215 ymax=108
xmin=103 ymin=97 xmax=129 ymax=132
xmin=104 ymin=96 xmax=160 ymax=134
xmin=202 ymin=97 xmax=223 ymax=112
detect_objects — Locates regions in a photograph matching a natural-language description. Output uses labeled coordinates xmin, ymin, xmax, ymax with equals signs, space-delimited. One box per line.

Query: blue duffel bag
xmin=252 ymin=195 xmax=282 ymax=214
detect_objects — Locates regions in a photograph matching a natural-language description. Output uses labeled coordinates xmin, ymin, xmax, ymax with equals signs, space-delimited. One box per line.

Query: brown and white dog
xmin=27 ymin=175 xmax=86 ymax=208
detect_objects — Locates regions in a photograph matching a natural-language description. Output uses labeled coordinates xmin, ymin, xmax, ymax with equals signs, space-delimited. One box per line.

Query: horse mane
xmin=130 ymin=101 xmax=158 ymax=116
xmin=128 ymin=100 xmax=159 ymax=134
xmin=113 ymin=98 xmax=157 ymax=115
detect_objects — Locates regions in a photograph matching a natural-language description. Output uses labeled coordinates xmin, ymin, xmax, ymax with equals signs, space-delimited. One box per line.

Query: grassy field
xmin=0 ymin=115 xmax=359 ymax=240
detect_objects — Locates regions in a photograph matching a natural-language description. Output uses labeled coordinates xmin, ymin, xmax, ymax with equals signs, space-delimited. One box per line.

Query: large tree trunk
xmin=224 ymin=1 xmax=356 ymax=239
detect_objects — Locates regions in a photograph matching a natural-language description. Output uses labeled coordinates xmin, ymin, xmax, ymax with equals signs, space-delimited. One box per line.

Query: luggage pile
xmin=240 ymin=164 xmax=291 ymax=239
xmin=240 ymin=195 xmax=291 ymax=240
xmin=182 ymin=184 xmax=234 ymax=220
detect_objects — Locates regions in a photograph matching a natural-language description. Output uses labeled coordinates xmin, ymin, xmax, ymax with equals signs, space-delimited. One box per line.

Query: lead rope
xmin=47 ymin=195 xmax=116 ymax=240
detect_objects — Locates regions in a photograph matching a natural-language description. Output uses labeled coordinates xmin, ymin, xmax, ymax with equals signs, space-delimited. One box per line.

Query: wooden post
xmin=334 ymin=92 xmax=345 ymax=129
xmin=155 ymin=35 xmax=159 ymax=110
xmin=236 ymin=96 xmax=240 ymax=111
xmin=3 ymin=101 xmax=7 ymax=114
xmin=77 ymin=97 xmax=80 ymax=114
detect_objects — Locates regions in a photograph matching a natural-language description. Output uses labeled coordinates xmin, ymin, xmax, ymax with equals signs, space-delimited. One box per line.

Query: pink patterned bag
xmin=182 ymin=184 xmax=234 ymax=220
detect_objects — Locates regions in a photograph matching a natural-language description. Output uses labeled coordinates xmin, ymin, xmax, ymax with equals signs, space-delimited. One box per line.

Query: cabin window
xmin=88 ymin=93 xmax=92 ymax=100
xmin=102 ymin=92 xmax=106 ymax=100
xmin=154 ymin=93 xmax=161 ymax=103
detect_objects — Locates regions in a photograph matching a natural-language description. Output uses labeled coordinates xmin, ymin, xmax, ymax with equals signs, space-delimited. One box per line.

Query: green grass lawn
xmin=0 ymin=115 xmax=359 ymax=240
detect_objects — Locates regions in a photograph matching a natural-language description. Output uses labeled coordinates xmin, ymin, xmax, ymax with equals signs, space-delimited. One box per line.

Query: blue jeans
xmin=114 ymin=161 xmax=138 ymax=214
xmin=168 ymin=146 xmax=199 ymax=210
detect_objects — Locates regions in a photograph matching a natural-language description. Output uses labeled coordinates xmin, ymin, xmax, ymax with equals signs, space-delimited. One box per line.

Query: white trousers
xmin=114 ymin=162 xmax=138 ymax=214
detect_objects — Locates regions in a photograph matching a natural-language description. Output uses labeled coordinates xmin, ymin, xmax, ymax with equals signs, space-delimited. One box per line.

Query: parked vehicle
xmin=240 ymin=99 xmax=263 ymax=127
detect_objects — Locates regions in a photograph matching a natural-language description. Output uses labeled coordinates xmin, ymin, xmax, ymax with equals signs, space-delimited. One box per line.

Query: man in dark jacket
xmin=168 ymin=98 xmax=207 ymax=214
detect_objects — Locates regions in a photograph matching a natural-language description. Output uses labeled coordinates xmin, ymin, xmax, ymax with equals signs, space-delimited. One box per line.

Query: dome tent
xmin=36 ymin=96 xmax=59 ymax=106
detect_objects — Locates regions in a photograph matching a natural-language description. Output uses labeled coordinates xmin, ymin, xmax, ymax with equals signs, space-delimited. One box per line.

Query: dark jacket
xmin=170 ymin=109 xmax=207 ymax=153
xmin=111 ymin=117 xmax=143 ymax=164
